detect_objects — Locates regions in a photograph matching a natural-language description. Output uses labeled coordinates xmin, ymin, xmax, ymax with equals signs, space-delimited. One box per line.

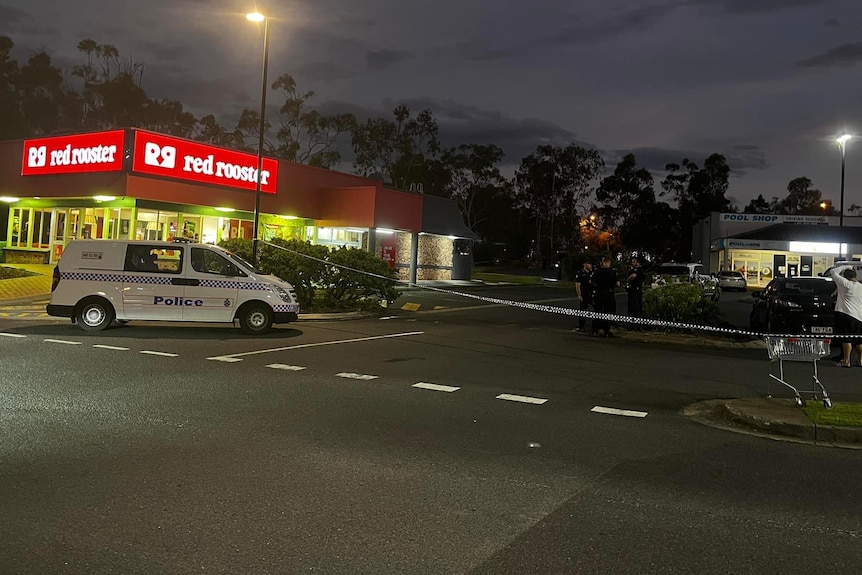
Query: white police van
xmin=47 ymin=239 xmax=300 ymax=334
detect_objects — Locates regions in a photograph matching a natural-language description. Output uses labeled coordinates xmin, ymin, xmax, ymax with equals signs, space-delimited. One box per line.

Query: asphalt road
xmin=2 ymin=288 xmax=861 ymax=574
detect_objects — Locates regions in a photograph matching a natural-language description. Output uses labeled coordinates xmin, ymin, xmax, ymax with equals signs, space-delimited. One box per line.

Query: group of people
xmin=574 ymin=256 xmax=645 ymax=337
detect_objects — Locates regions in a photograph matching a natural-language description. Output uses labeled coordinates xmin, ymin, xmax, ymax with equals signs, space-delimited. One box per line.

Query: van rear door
xmin=122 ymin=244 xmax=186 ymax=320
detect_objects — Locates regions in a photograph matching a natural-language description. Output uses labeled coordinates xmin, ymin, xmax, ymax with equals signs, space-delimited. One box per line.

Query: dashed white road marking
xmin=336 ymin=372 xmax=378 ymax=381
xmin=43 ymin=339 xmax=82 ymax=345
xmin=591 ymin=406 xmax=648 ymax=418
xmin=207 ymin=331 xmax=424 ymax=362
xmin=140 ymin=350 xmax=178 ymax=357
xmin=497 ymin=394 xmax=548 ymax=405
xmin=266 ymin=364 xmax=306 ymax=371
xmin=0 ymin=333 xmax=26 ymax=338
xmin=413 ymin=382 xmax=460 ymax=393
xmin=93 ymin=345 xmax=129 ymax=351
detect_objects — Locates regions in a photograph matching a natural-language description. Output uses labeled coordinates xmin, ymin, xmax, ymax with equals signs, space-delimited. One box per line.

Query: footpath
xmin=1 ymin=263 xmax=860 ymax=449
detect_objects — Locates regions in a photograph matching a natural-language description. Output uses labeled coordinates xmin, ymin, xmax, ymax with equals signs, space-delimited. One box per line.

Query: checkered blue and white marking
xmin=199 ymin=279 xmax=269 ymax=290
xmin=61 ymin=272 xmax=171 ymax=285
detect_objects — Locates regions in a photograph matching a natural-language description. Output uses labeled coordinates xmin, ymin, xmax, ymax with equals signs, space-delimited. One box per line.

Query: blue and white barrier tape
xmin=261 ymin=241 xmax=844 ymax=342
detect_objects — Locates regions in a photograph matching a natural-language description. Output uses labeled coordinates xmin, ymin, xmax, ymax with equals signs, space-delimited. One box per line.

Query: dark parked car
xmin=749 ymin=277 xmax=835 ymax=334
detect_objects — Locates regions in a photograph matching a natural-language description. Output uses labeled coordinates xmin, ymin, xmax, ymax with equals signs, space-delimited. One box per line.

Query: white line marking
xmin=93 ymin=345 xmax=129 ymax=351
xmin=0 ymin=333 xmax=26 ymax=338
xmin=207 ymin=331 xmax=424 ymax=362
xmin=413 ymin=382 xmax=460 ymax=393
xmin=140 ymin=350 xmax=178 ymax=357
xmin=336 ymin=372 xmax=378 ymax=381
xmin=591 ymin=406 xmax=648 ymax=418
xmin=497 ymin=394 xmax=548 ymax=405
xmin=266 ymin=364 xmax=306 ymax=371
xmin=43 ymin=339 xmax=82 ymax=345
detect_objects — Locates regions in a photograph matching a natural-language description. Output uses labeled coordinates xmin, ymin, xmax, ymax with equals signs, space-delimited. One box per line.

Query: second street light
xmin=247 ymin=10 xmax=270 ymax=268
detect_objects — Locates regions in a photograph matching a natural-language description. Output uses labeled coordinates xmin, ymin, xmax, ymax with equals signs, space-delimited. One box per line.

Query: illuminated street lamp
xmin=247 ymin=10 xmax=270 ymax=267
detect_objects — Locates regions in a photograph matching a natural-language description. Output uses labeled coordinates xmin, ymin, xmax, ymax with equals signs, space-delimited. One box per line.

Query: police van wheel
xmin=239 ymin=305 xmax=273 ymax=335
xmin=76 ymin=298 xmax=115 ymax=332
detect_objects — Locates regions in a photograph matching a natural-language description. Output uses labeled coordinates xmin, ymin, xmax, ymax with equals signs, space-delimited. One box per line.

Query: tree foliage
xmin=351 ymin=104 xmax=440 ymax=188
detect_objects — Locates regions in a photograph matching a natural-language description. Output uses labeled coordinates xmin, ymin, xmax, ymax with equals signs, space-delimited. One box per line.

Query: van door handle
xmin=171 ymin=278 xmax=200 ymax=286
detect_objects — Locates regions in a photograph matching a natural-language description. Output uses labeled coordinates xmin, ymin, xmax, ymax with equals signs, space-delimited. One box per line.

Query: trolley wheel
xmin=794 ymin=397 xmax=806 ymax=408
xmin=824 ymin=398 xmax=833 ymax=410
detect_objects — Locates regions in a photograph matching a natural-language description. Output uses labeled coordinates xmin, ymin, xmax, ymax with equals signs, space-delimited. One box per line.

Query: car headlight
xmin=774 ymin=298 xmax=801 ymax=309
xmin=273 ymin=286 xmax=293 ymax=302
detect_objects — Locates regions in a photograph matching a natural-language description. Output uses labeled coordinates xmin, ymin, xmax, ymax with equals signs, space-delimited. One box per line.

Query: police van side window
xmin=191 ymin=248 xmax=244 ymax=277
xmin=124 ymin=245 xmax=184 ymax=274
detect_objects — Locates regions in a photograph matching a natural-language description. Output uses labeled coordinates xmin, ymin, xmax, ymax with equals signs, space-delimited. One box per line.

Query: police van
xmin=47 ymin=239 xmax=300 ymax=334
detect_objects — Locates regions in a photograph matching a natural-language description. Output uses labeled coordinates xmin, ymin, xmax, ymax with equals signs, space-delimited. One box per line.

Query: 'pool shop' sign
xmin=720 ymin=213 xmax=829 ymax=224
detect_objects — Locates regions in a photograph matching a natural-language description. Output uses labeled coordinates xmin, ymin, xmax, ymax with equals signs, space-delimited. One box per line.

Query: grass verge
xmin=0 ymin=266 xmax=37 ymax=280
xmin=803 ymin=402 xmax=862 ymax=427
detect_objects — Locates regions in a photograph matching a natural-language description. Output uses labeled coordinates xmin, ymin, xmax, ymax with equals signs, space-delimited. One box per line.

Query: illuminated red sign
xmin=21 ymin=130 xmax=126 ymax=176
xmin=131 ymin=131 xmax=278 ymax=194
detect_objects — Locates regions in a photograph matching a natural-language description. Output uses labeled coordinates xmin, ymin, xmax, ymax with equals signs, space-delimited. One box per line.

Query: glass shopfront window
xmin=309 ymin=227 xmax=365 ymax=249
xmin=8 ymin=207 xmax=54 ymax=249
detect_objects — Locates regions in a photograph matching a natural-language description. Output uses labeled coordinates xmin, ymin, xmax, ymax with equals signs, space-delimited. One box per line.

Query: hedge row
xmin=218 ymin=238 xmax=399 ymax=312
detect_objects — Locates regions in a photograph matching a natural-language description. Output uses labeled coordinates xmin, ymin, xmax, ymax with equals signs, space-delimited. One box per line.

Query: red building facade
xmin=0 ymin=129 xmax=475 ymax=280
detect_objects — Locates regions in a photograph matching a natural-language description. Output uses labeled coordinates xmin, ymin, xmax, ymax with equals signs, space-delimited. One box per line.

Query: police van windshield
xmin=225 ymin=251 xmax=259 ymax=274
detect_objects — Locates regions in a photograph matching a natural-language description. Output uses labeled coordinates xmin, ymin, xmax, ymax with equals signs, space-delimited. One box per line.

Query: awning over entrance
xmin=729 ymin=223 xmax=862 ymax=243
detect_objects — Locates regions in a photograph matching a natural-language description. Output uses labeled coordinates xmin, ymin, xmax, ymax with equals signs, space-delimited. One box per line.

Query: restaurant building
xmin=0 ymin=129 xmax=475 ymax=281
xmin=693 ymin=212 xmax=862 ymax=287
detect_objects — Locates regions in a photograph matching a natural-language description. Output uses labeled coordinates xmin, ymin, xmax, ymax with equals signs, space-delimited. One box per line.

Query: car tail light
xmin=51 ymin=266 xmax=60 ymax=292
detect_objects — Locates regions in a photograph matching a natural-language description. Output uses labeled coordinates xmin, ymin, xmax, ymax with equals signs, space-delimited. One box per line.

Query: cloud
xmin=0 ymin=3 xmax=30 ymax=24
xmin=317 ymin=97 xmax=587 ymax=165
xmin=685 ymin=0 xmax=832 ymax=14
xmin=824 ymin=18 xmax=840 ymax=26
xmin=291 ymin=60 xmax=358 ymax=84
xmin=365 ymin=48 xmax=410 ymax=71
xmin=797 ymin=42 xmax=862 ymax=68
xmin=608 ymin=145 xmax=768 ymax=176
xmin=135 ymin=40 xmax=191 ymax=62
xmin=549 ymin=2 xmax=679 ymax=47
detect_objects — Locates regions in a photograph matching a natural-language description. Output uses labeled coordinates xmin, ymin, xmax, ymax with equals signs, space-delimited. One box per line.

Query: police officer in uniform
xmin=626 ymin=256 xmax=645 ymax=328
xmin=592 ymin=256 xmax=619 ymax=337
xmin=574 ymin=261 xmax=593 ymax=332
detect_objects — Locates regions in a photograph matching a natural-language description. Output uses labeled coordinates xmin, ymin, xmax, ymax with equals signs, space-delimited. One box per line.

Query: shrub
xmin=216 ymin=239 xmax=399 ymax=311
xmin=260 ymin=238 xmax=330 ymax=309
xmin=320 ymin=247 xmax=399 ymax=310
xmin=643 ymin=282 xmax=721 ymax=329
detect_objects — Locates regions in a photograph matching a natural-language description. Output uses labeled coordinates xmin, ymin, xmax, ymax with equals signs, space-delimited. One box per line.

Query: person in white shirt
xmin=829 ymin=265 xmax=862 ymax=367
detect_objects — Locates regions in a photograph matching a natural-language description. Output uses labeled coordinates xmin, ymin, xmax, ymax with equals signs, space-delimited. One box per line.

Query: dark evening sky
xmin=3 ymin=0 xmax=861 ymax=208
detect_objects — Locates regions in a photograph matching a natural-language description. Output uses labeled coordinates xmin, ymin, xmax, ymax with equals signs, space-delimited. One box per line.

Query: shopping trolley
xmin=764 ymin=336 xmax=833 ymax=409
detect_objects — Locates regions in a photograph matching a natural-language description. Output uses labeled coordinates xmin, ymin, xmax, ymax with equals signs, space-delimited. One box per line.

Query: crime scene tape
xmin=261 ymin=241 xmax=845 ymax=342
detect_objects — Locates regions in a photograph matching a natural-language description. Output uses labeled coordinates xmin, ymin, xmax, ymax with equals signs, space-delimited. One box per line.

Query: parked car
xmin=716 ymin=270 xmax=747 ymax=291
xmin=749 ymin=276 xmax=835 ymax=334
xmin=650 ymin=262 xmax=720 ymax=301
xmin=820 ymin=260 xmax=862 ymax=278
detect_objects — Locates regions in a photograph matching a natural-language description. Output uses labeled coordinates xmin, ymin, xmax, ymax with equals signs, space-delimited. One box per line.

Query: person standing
xmin=626 ymin=256 xmax=645 ymax=329
xmin=574 ymin=261 xmax=594 ymax=332
xmin=829 ymin=265 xmax=862 ymax=367
xmin=591 ymin=256 xmax=620 ymax=337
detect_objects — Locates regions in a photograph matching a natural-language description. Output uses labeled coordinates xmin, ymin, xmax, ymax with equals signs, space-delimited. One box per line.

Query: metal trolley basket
xmin=764 ymin=336 xmax=833 ymax=409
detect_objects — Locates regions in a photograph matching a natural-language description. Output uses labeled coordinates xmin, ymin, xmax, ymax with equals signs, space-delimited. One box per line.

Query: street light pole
xmin=247 ymin=11 xmax=270 ymax=268
xmin=837 ymin=134 xmax=852 ymax=259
